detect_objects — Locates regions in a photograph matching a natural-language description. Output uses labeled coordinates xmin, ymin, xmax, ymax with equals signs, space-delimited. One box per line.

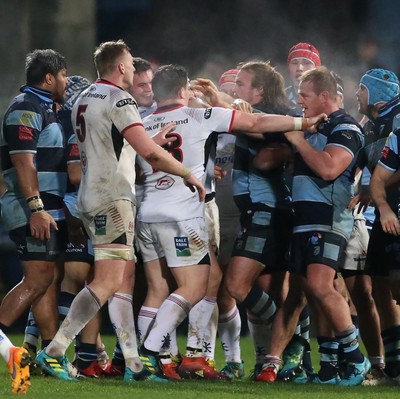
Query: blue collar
xmin=20 ymin=85 xmax=53 ymax=104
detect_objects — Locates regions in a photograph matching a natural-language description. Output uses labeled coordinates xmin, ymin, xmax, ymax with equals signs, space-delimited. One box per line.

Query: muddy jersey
xmin=72 ymin=79 xmax=142 ymax=213
xmin=137 ymin=104 xmax=235 ymax=223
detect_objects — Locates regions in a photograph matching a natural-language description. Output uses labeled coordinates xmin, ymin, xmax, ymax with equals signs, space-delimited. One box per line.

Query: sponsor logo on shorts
xmin=309 ymin=232 xmax=321 ymax=256
xmin=94 ymin=215 xmax=107 ymax=235
xmin=155 ymin=175 xmax=175 ymax=190
xmin=116 ymin=98 xmax=136 ymax=108
xmin=174 ymin=237 xmax=191 ymax=256
xmin=204 ymin=108 xmax=212 ymax=119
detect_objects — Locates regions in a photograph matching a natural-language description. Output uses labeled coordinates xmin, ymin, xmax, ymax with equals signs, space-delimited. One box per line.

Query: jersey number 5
xmin=76 ymin=105 xmax=88 ymax=142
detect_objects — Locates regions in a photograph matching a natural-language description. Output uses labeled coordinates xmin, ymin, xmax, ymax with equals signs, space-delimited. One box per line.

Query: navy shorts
xmin=65 ymin=238 xmax=94 ymax=264
xmin=232 ymin=208 xmax=292 ymax=270
xmin=290 ymin=231 xmax=347 ymax=275
xmin=8 ymin=220 xmax=67 ymax=262
xmin=365 ymin=220 xmax=400 ymax=277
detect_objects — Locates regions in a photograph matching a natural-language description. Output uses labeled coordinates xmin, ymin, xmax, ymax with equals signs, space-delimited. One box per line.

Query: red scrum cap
xmin=287 ymin=43 xmax=321 ymax=66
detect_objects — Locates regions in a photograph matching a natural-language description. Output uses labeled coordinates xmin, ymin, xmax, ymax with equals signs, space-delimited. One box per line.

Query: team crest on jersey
xmin=94 ymin=215 xmax=107 ymax=235
xmin=174 ymin=237 xmax=191 ymax=256
xmin=155 ymin=175 xmax=175 ymax=190
xmin=381 ymin=145 xmax=390 ymax=159
xmin=116 ymin=98 xmax=136 ymax=108
xmin=81 ymin=151 xmax=88 ymax=174
xmin=204 ymin=108 xmax=212 ymax=119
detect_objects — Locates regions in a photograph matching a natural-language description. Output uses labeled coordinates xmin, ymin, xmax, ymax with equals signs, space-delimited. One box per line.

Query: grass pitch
xmin=0 ymin=334 xmax=398 ymax=398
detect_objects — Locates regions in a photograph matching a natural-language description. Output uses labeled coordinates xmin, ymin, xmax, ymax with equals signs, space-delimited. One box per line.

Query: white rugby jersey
xmin=72 ymin=80 xmax=142 ymax=213
xmin=137 ymin=104 xmax=235 ymax=223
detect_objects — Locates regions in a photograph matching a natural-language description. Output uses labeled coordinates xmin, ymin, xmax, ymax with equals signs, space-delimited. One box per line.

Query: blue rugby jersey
xmin=0 ymin=86 xmax=67 ymax=230
xmin=291 ymin=109 xmax=364 ymax=240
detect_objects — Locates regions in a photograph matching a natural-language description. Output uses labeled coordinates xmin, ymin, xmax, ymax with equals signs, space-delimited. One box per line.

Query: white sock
xmin=218 ymin=306 xmax=242 ymax=363
xmin=144 ymin=293 xmax=191 ymax=353
xmin=108 ymin=293 xmax=141 ymax=372
xmin=187 ymin=296 xmax=217 ymax=354
xmin=137 ymin=306 xmax=158 ymax=343
xmin=0 ymin=329 xmax=14 ymax=363
xmin=169 ymin=329 xmax=179 ymax=357
xmin=202 ymin=299 xmax=218 ymax=360
xmin=46 ymin=286 xmax=102 ymax=357
xmin=247 ymin=313 xmax=271 ymax=365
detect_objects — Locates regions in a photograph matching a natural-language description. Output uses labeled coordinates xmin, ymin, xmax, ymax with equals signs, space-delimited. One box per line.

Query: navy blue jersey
xmin=232 ymin=103 xmax=292 ymax=211
xmin=292 ymin=109 xmax=364 ymax=240
xmin=0 ymin=86 xmax=67 ymax=230
xmin=358 ymin=96 xmax=400 ymax=214
xmin=379 ymin=129 xmax=400 ymax=172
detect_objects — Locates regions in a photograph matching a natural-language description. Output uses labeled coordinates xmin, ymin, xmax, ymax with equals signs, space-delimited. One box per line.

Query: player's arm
xmin=67 ymin=161 xmax=81 ymax=186
xmin=11 ymin=153 xmax=57 ymax=241
xmin=371 ymin=164 xmax=400 ymax=235
xmin=232 ymin=111 xmax=325 ymax=134
xmin=283 ymin=130 xmax=353 ymax=181
xmin=123 ymin=125 xmax=205 ymax=201
xmin=253 ymin=143 xmax=293 ymax=171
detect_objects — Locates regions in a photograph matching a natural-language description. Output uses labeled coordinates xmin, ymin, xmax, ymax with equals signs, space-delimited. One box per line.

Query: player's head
xmin=219 ymin=69 xmax=239 ymax=97
xmin=236 ymin=60 xmax=288 ymax=109
xmin=25 ymin=49 xmax=67 ymax=85
xmin=287 ymin=42 xmax=321 ymax=89
xmin=298 ymin=66 xmax=339 ymax=117
xmin=25 ymin=49 xmax=68 ymax=103
xmin=359 ymin=68 xmax=399 ymax=106
xmin=130 ymin=57 xmax=154 ymax=107
xmin=94 ymin=39 xmax=133 ymax=81
xmin=152 ymin=64 xmax=190 ymax=102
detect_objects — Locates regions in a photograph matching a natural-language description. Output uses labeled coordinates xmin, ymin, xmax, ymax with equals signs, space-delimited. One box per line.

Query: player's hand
xmin=232 ymin=99 xmax=252 ymax=113
xmin=348 ymin=192 xmax=371 ymax=213
xmin=29 ymin=210 xmax=58 ymax=241
xmin=305 ymin=113 xmax=328 ymax=132
xmin=380 ymin=203 xmax=400 ymax=236
xmin=214 ymin=165 xmax=227 ymax=182
xmin=152 ymin=122 xmax=177 ymax=146
xmin=191 ymin=78 xmax=223 ymax=107
xmin=183 ymin=173 xmax=206 ymax=201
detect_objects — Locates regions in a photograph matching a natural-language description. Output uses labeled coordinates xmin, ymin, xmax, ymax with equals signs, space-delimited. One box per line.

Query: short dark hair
xmin=25 ymin=49 xmax=67 ymax=86
xmin=94 ymin=39 xmax=131 ymax=77
xmin=152 ymin=64 xmax=188 ymax=102
xmin=133 ymin=57 xmax=152 ymax=74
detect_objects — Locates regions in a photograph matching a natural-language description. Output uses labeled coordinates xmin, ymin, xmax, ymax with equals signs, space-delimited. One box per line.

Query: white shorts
xmin=342 ymin=216 xmax=369 ymax=271
xmin=205 ymin=198 xmax=220 ymax=253
xmin=80 ymin=200 xmax=136 ymax=247
xmin=136 ymin=217 xmax=209 ymax=267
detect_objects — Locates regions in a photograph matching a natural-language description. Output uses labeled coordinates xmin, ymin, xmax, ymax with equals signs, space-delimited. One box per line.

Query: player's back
xmin=138 ymin=104 xmax=234 ymax=223
xmin=73 ymin=81 xmax=140 ymax=213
